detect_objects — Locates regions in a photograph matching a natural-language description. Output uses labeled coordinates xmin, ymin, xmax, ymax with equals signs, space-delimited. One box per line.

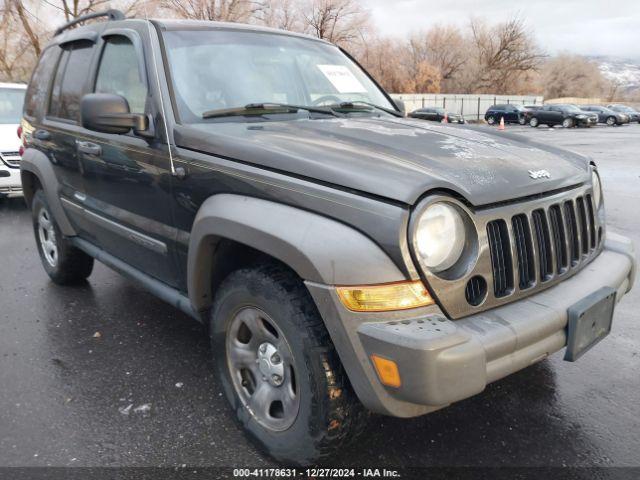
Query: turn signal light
xmin=336 ymin=280 xmax=433 ymax=312
xmin=371 ymin=355 xmax=401 ymax=388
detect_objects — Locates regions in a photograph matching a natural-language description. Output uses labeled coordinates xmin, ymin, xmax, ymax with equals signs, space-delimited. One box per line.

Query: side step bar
xmin=70 ymin=237 xmax=201 ymax=322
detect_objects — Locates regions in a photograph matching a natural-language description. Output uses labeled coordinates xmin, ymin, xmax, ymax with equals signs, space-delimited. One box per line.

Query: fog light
xmin=336 ymin=280 xmax=434 ymax=312
xmin=371 ymin=355 xmax=401 ymax=388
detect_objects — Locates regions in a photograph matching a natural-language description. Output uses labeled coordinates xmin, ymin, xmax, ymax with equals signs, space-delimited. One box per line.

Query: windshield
xmin=0 ymin=88 xmax=25 ymax=124
xmin=163 ymin=30 xmax=394 ymax=123
xmin=563 ymin=105 xmax=583 ymax=113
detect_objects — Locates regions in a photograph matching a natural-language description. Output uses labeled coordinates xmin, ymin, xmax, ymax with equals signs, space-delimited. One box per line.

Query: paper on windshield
xmin=317 ymin=65 xmax=367 ymax=93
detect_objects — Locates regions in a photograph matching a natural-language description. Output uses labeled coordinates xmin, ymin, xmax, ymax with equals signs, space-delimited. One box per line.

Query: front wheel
xmin=529 ymin=117 xmax=539 ymax=127
xmin=210 ymin=264 xmax=367 ymax=465
xmin=487 ymin=115 xmax=496 ymax=125
xmin=562 ymin=118 xmax=574 ymax=128
xmin=32 ymin=190 xmax=93 ymax=284
xmin=606 ymin=116 xmax=616 ymax=126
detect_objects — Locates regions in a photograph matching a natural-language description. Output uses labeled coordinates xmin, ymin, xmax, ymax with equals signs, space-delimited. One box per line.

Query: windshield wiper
xmin=202 ymin=103 xmax=341 ymax=119
xmin=328 ymin=101 xmax=403 ymax=117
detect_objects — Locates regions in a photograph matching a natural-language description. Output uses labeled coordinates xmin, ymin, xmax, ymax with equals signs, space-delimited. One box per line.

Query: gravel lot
xmin=1 ymin=123 xmax=639 ymax=475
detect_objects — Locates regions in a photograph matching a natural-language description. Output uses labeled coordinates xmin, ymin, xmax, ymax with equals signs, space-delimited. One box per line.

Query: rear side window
xmin=95 ymin=36 xmax=147 ymax=113
xmin=24 ymin=47 xmax=59 ymax=118
xmin=48 ymin=41 xmax=95 ymax=121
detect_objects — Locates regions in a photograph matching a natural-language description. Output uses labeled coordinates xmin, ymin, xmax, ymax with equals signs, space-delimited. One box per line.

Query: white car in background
xmin=0 ymin=82 xmax=26 ymax=198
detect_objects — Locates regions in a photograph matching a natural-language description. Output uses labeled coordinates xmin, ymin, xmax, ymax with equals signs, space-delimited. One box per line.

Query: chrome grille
xmin=1 ymin=151 xmax=21 ymax=168
xmin=486 ymin=220 xmax=513 ymax=297
xmin=415 ymin=185 xmax=604 ymax=319
xmin=511 ymin=214 xmax=535 ymax=289
xmin=487 ymin=194 xmax=600 ymax=298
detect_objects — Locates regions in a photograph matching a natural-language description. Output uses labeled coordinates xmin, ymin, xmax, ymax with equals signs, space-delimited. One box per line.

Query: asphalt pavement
xmin=0 ymin=122 xmax=639 ymax=475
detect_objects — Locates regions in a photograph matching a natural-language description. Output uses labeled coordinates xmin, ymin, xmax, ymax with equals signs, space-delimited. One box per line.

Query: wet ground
xmin=0 ymin=123 xmax=639 ymax=474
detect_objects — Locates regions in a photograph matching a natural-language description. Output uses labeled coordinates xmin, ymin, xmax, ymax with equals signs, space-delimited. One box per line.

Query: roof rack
xmin=54 ymin=9 xmax=125 ymax=37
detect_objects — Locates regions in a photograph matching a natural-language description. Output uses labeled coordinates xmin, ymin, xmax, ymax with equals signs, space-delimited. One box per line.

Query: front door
xmin=77 ymin=32 xmax=179 ymax=287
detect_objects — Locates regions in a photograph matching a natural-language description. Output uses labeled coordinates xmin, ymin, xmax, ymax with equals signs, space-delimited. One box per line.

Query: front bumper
xmin=577 ymin=117 xmax=597 ymax=126
xmin=307 ymin=232 xmax=636 ymax=417
xmin=0 ymin=165 xmax=22 ymax=197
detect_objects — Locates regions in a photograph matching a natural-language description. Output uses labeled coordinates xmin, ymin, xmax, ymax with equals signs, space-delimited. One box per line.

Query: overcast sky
xmin=362 ymin=0 xmax=640 ymax=59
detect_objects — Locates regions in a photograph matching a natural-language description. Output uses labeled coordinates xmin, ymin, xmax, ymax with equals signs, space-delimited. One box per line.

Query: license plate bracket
xmin=564 ymin=287 xmax=616 ymax=362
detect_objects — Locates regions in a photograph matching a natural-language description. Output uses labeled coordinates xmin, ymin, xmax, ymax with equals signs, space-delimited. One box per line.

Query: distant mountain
xmin=589 ymin=55 xmax=640 ymax=95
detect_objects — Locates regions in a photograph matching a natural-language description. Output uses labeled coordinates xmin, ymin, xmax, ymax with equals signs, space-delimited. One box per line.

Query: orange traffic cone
xmin=498 ymin=117 xmax=505 ymax=130
xmin=442 ymin=113 xmax=448 ymax=124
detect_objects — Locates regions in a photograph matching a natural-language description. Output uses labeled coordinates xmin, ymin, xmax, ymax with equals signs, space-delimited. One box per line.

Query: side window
xmin=95 ymin=36 xmax=147 ymax=113
xmin=49 ymin=49 xmax=69 ymax=117
xmin=49 ymin=41 xmax=95 ymax=121
xmin=25 ymin=47 xmax=60 ymax=118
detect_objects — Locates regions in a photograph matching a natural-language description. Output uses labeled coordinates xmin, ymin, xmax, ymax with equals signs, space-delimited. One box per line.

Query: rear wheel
xmin=210 ymin=263 xmax=367 ymax=465
xmin=518 ymin=116 xmax=526 ymax=125
xmin=606 ymin=116 xmax=616 ymax=126
xmin=32 ymin=190 xmax=93 ymax=284
xmin=562 ymin=118 xmax=574 ymax=128
xmin=529 ymin=117 xmax=539 ymax=127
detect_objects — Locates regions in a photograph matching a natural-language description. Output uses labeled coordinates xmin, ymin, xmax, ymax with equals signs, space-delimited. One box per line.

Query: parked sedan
xmin=581 ymin=105 xmax=629 ymax=126
xmin=409 ymin=107 xmax=465 ymax=124
xmin=528 ymin=104 xmax=597 ymax=128
xmin=607 ymin=104 xmax=640 ymax=123
xmin=484 ymin=104 xmax=530 ymax=125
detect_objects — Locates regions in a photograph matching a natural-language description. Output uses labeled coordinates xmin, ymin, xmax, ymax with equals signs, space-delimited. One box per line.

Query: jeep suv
xmin=0 ymin=82 xmax=26 ymax=198
xmin=20 ymin=11 xmax=637 ymax=465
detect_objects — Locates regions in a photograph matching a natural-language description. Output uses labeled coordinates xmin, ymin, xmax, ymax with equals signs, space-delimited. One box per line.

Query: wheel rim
xmin=487 ymin=116 xmax=495 ymax=124
xmin=226 ymin=306 xmax=300 ymax=431
xmin=530 ymin=118 xmax=538 ymax=127
xmin=38 ymin=208 xmax=58 ymax=267
xmin=563 ymin=119 xmax=571 ymax=127
xmin=607 ymin=117 xmax=614 ymax=125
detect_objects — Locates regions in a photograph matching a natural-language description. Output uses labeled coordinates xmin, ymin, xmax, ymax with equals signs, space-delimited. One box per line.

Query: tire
xmin=210 ymin=263 xmax=367 ymax=465
xmin=606 ymin=116 xmax=616 ymax=126
xmin=529 ymin=117 xmax=539 ymax=127
xmin=562 ymin=118 xmax=574 ymax=128
xmin=487 ymin=115 xmax=496 ymax=125
xmin=32 ymin=190 xmax=94 ymax=284
xmin=518 ymin=116 xmax=526 ymax=125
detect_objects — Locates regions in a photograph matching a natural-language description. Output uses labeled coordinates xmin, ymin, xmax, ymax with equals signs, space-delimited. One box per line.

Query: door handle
xmin=76 ymin=140 xmax=102 ymax=156
xmin=34 ymin=129 xmax=51 ymax=141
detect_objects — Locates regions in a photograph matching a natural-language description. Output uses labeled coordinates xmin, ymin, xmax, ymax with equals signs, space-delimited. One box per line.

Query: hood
xmin=0 ymin=123 xmax=20 ymax=152
xmin=174 ymin=116 xmax=590 ymax=206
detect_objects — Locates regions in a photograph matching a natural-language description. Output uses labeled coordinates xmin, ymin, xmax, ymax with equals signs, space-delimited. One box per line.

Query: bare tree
xmin=0 ymin=0 xmax=144 ymax=82
xmin=301 ymin=0 xmax=369 ymax=47
xmin=541 ymin=54 xmax=607 ymax=100
xmin=259 ymin=0 xmax=302 ymax=31
xmin=465 ymin=17 xmax=544 ymax=93
xmin=163 ymin=0 xmax=264 ymax=22
xmin=409 ymin=25 xmax=466 ymax=92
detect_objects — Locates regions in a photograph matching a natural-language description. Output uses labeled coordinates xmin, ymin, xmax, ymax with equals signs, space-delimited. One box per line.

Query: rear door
xmin=40 ymin=39 xmax=96 ymax=223
xmin=76 ymin=29 xmax=179 ymax=287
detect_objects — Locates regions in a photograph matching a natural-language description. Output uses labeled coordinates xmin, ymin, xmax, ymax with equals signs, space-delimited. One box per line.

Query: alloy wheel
xmin=38 ymin=208 xmax=58 ymax=267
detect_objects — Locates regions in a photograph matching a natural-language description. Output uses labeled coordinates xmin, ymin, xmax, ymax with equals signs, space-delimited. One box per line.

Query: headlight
xmin=577 ymin=114 xmax=586 ymax=119
xmin=592 ymin=169 xmax=602 ymax=208
xmin=413 ymin=202 xmax=465 ymax=272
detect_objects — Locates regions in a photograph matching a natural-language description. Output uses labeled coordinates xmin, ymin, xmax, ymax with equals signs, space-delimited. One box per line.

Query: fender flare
xmin=187 ymin=194 xmax=406 ymax=312
xmin=20 ymin=148 xmax=77 ymax=237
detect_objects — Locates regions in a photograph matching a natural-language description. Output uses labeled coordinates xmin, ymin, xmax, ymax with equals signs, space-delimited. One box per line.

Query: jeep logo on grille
xmin=528 ymin=169 xmax=551 ymax=179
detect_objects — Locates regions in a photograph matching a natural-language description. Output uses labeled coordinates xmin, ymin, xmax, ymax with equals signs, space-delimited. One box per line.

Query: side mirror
xmin=81 ymin=93 xmax=148 ymax=135
xmin=393 ymin=98 xmax=406 ymax=116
